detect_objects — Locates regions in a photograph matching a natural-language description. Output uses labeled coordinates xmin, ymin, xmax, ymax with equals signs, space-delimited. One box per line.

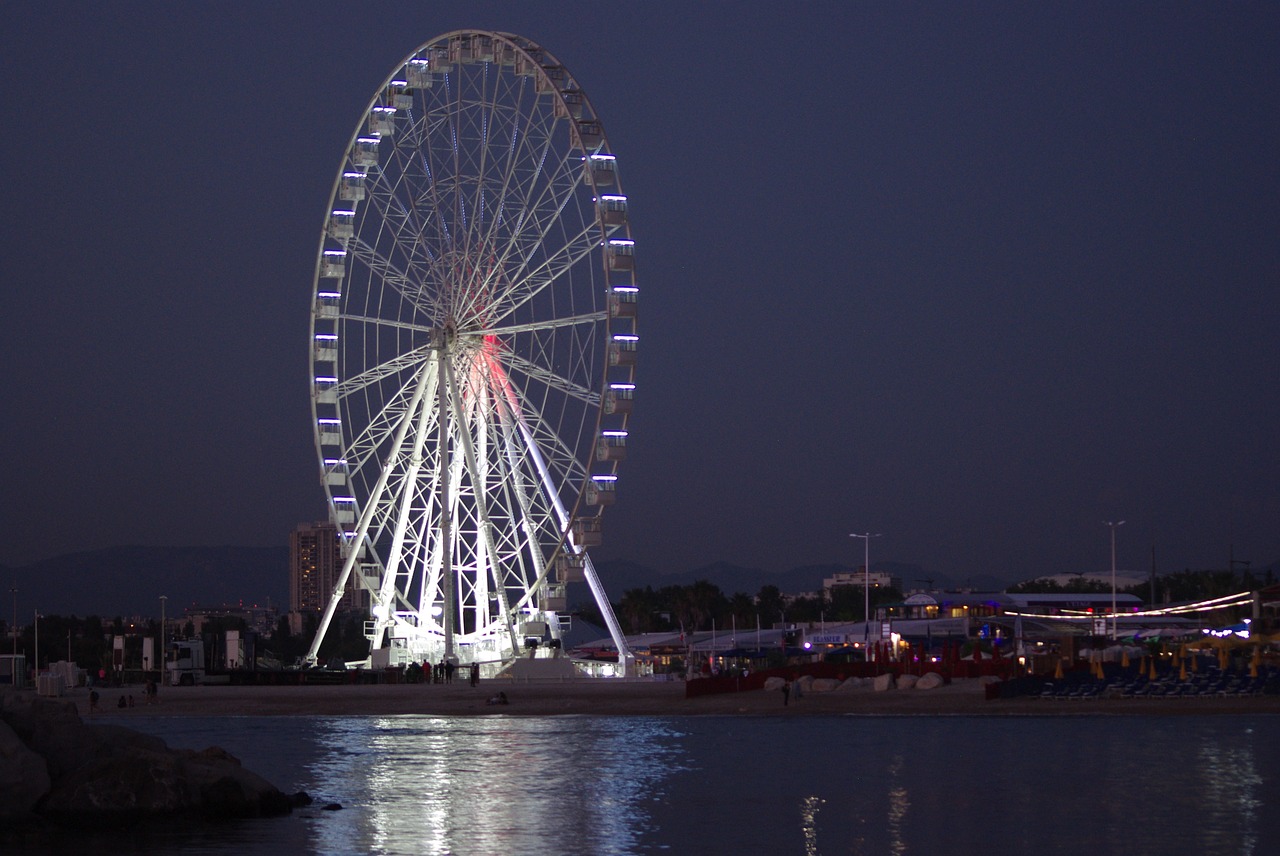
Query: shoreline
xmin=39 ymin=680 xmax=1280 ymax=719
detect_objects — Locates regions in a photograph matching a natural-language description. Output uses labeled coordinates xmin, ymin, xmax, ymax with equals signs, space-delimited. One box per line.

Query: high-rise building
xmin=289 ymin=522 xmax=365 ymax=631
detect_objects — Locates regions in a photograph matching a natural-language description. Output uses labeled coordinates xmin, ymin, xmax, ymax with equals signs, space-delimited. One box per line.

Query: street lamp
xmin=9 ymin=585 xmax=15 ymax=658
xmin=850 ymin=532 xmax=882 ymax=649
xmin=160 ymin=594 xmax=168 ymax=673
xmin=1105 ymin=520 xmax=1125 ymax=640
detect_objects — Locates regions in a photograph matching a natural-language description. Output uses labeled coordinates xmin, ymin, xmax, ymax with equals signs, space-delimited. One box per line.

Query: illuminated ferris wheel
xmin=304 ymin=31 xmax=638 ymax=675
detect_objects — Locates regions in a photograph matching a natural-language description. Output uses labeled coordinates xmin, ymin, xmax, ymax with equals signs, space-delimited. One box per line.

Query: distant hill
xmin=3 ymin=545 xmax=289 ymax=620
xmin=2 ymin=545 xmax=1034 ymax=622
xmin=585 ymin=558 xmax=981 ymax=598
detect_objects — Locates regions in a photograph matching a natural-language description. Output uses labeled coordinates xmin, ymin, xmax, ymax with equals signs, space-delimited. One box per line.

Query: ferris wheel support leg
xmin=495 ymin=398 xmax=556 ymax=656
xmin=445 ymin=357 xmax=522 ymax=658
xmin=374 ymin=364 xmax=442 ymax=651
xmin=512 ymin=412 xmax=636 ymax=676
xmin=305 ymin=354 xmax=438 ymax=666
xmin=581 ymin=552 xmax=635 ymax=677
xmin=438 ymin=345 xmax=455 ymax=663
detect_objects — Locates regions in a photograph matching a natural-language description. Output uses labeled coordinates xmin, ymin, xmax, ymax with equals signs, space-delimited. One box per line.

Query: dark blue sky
xmin=3 ymin=3 xmax=1277 ymax=610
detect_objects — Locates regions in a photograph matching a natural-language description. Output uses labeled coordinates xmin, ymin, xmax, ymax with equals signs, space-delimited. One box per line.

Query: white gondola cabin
xmin=596 ymin=195 xmax=628 ymax=226
xmin=557 ymin=552 xmax=588 ymax=583
xmin=556 ymin=89 xmax=585 ymax=119
xmin=570 ymin=518 xmax=602 ymax=548
xmin=604 ymin=383 xmax=635 ymax=415
xmin=340 ymin=171 xmax=366 ymax=202
xmin=328 ymin=210 xmax=355 ymax=241
xmin=314 ymin=293 xmax=339 ymax=319
xmin=314 ymin=375 xmax=338 ymax=404
xmin=405 ymin=58 xmax=434 ymax=88
xmin=577 ymin=120 xmax=603 ymax=150
xmin=585 ymin=475 xmax=617 ymax=506
xmin=585 ymin=153 xmax=617 ymax=186
xmin=609 ymin=334 xmax=638 ymax=367
xmin=369 ymin=107 xmax=396 ymax=137
xmin=543 ymin=583 xmax=568 ymax=613
xmin=322 ymin=458 xmax=347 ymax=485
xmin=596 ymin=431 xmax=628 ymax=462
xmin=607 ymin=239 xmax=635 ymax=271
xmin=313 ymin=333 xmax=338 ymax=361
xmin=607 ymin=285 xmax=638 ymax=319
xmin=320 ymin=250 xmax=346 ymax=278
xmin=317 ymin=418 xmax=342 ymax=444
xmin=386 ymin=80 xmax=413 ymax=110
xmin=353 ymin=136 xmax=380 ymax=168
xmin=537 ymin=64 xmax=567 ymax=93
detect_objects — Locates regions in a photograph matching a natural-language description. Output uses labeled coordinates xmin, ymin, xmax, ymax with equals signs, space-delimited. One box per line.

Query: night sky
xmin=4 ymin=3 xmax=1277 ymax=613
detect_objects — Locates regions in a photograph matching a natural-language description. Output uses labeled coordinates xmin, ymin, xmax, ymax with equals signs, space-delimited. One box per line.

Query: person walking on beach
xmin=782 ymin=681 xmax=790 ymax=706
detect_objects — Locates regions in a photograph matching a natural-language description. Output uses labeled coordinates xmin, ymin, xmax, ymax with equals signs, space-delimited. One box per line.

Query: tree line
xmin=602 ymin=581 xmax=905 ymax=636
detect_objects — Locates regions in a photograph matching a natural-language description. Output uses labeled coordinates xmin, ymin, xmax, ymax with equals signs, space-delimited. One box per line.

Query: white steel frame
xmin=305 ymin=31 xmax=636 ymax=675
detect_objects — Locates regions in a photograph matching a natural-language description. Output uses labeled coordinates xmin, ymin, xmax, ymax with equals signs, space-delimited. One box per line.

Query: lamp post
xmin=9 ymin=585 xmax=15 ymax=658
xmin=850 ymin=532 xmax=882 ymax=650
xmin=160 ymin=595 xmax=168 ymax=673
xmin=33 ymin=609 xmax=40 ymax=677
xmin=1105 ymin=520 xmax=1125 ymax=640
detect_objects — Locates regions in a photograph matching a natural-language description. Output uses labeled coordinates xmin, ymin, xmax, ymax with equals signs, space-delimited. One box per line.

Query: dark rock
xmin=0 ymin=718 xmax=51 ymax=821
xmin=0 ymin=691 xmax=300 ymax=829
xmin=322 ymin=802 xmax=344 ymax=811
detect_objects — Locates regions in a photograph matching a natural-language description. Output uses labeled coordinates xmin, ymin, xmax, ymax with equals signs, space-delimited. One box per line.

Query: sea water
xmin=31 ymin=713 xmax=1280 ymax=855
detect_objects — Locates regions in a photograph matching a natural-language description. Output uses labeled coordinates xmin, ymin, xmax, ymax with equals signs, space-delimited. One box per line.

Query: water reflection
xmin=885 ymin=754 xmax=909 ymax=856
xmin=305 ymin=716 xmax=687 ymax=856
xmin=800 ymin=795 xmax=824 ymax=856
xmin=103 ymin=713 xmax=1280 ymax=856
xmin=1195 ymin=725 xmax=1264 ymax=856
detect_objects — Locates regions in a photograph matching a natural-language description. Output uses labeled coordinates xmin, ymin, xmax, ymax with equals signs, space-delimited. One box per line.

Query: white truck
xmin=166 ymin=640 xmax=206 ymax=686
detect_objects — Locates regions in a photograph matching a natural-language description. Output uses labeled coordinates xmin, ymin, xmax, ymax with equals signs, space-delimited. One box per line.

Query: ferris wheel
xmin=304 ymin=31 xmax=638 ymax=675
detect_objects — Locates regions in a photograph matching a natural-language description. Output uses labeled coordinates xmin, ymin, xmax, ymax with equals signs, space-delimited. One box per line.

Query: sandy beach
xmin=64 ymin=679 xmax=1280 ymax=719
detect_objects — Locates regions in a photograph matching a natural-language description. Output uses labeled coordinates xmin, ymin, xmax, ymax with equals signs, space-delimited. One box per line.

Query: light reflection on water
xmin=84 ymin=714 xmax=1280 ymax=856
xmin=304 ymin=716 xmax=688 ymax=855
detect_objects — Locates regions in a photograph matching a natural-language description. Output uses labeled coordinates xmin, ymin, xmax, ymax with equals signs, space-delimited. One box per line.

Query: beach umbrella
xmin=1179 ymin=661 xmax=1188 ymax=681
xmin=1218 ymin=645 xmax=1230 ymax=671
xmin=1121 ymin=650 xmax=1130 ymax=669
xmin=1054 ymin=659 xmax=1064 ymax=680
xmin=1148 ymin=657 xmax=1158 ymax=680
xmin=1190 ymin=653 xmax=1199 ymax=673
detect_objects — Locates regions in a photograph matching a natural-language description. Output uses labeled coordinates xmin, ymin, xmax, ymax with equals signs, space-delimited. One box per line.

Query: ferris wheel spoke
xmin=342 ymin=312 xmax=437 ymax=337
xmin=487 ymin=221 xmax=602 ymax=325
xmin=450 ymin=124 xmax=571 ymax=323
xmin=502 ymin=387 xmax=589 ymax=483
xmin=353 ymin=191 xmax=439 ymax=308
xmin=334 ymin=345 xmax=432 ymax=398
xmin=483 ymin=309 xmax=606 ymax=338
xmin=501 ymin=351 xmax=599 ymax=406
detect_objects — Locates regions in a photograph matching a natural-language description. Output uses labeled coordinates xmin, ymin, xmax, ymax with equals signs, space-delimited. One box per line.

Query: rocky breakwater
xmin=0 ymin=692 xmax=310 ymax=830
